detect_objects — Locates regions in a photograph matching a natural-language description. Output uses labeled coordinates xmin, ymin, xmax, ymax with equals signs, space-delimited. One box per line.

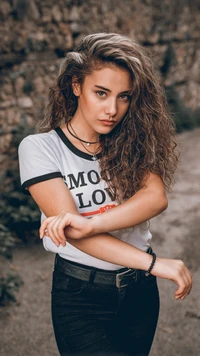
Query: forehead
xmin=83 ymin=65 xmax=132 ymax=91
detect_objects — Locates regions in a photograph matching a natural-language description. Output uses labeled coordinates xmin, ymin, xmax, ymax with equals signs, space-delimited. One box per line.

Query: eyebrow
xmin=94 ymin=85 xmax=131 ymax=94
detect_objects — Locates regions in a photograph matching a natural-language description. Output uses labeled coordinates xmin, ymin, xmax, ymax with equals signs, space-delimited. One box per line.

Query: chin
xmin=96 ymin=124 xmax=117 ymax=134
xmin=98 ymin=128 xmax=115 ymax=135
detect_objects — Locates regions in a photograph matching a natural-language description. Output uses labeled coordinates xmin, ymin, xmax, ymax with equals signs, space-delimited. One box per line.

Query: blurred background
xmin=0 ymin=1 xmax=200 ymax=355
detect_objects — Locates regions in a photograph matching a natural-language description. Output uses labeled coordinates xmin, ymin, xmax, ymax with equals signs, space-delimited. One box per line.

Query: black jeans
xmin=51 ymin=256 xmax=160 ymax=356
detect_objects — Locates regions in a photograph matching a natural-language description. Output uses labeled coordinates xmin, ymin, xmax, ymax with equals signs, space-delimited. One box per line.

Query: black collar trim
xmin=54 ymin=127 xmax=101 ymax=161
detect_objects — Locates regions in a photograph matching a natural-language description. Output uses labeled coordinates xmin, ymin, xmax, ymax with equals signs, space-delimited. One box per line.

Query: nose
xmin=105 ymin=98 xmax=117 ymax=117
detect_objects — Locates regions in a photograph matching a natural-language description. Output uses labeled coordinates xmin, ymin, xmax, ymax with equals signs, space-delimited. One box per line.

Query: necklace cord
xmin=66 ymin=122 xmax=100 ymax=160
xmin=67 ymin=122 xmax=99 ymax=145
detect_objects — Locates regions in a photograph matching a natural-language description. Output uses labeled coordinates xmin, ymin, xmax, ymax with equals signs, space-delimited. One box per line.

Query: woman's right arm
xmin=29 ymin=178 xmax=192 ymax=300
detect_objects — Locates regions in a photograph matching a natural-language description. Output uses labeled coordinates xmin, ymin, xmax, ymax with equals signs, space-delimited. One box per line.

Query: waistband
xmin=55 ymin=247 xmax=153 ymax=289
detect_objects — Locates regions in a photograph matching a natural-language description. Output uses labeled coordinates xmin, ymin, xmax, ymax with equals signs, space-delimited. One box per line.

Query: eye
xmin=96 ymin=91 xmax=107 ymax=98
xmin=120 ymin=94 xmax=130 ymax=101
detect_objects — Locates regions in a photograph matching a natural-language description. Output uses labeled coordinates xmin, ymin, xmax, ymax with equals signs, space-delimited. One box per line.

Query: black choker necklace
xmin=66 ymin=122 xmax=99 ymax=146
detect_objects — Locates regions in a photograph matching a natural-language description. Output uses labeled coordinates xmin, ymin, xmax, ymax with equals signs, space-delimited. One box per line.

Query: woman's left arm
xmin=89 ymin=172 xmax=168 ymax=235
xmin=40 ymin=172 xmax=168 ymax=241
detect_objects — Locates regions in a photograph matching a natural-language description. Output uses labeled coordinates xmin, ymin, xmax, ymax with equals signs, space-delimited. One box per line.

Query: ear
xmin=72 ymin=76 xmax=81 ymax=96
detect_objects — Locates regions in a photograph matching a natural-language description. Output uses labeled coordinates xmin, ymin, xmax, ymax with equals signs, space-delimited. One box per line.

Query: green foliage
xmin=1 ymin=124 xmax=40 ymax=248
xmin=0 ymin=124 xmax=40 ymax=306
xmin=0 ymin=274 xmax=24 ymax=306
xmin=0 ymin=189 xmax=40 ymax=243
xmin=0 ymin=224 xmax=16 ymax=259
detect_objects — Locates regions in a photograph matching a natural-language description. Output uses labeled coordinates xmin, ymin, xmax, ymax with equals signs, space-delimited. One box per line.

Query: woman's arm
xmin=29 ymin=176 xmax=192 ymax=300
xmin=37 ymin=172 xmax=168 ymax=243
xmin=31 ymin=172 xmax=168 ymax=243
xmin=28 ymin=177 xmax=79 ymax=217
xmin=69 ymin=235 xmax=192 ymax=300
xmin=40 ymin=216 xmax=192 ymax=300
xmin=90 ymin=172 xmax=168 ymax=234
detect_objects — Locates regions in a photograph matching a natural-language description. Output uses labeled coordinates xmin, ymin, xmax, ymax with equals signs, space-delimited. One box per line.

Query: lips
xmin=100 ymin=120 xmax=116 ymax=126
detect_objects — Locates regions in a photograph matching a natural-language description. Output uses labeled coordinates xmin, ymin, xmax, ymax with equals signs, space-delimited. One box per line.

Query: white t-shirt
xmin=18 ymin=127 xmax=152 ymax=270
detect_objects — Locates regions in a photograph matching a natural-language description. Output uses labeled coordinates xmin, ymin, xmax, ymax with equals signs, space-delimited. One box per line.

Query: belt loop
xmin=89 ymin=267 xmax=97 ymax=284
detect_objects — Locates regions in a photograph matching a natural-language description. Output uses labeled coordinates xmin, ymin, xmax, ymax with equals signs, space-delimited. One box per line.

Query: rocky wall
xmin=0 ymin=0 xmax=200 ymax=188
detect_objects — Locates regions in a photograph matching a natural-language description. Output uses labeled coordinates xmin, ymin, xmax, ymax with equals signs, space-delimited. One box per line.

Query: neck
xmin=68 ymin=120 xmax=99 ymax=144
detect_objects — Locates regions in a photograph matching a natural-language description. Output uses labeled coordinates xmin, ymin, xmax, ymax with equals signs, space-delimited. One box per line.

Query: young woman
xmin=18 ymin=33 xmax=192 ymax=355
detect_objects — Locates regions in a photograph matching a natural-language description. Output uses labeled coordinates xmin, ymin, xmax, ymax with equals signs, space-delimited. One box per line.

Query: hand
xmin=39 ymin=212 xmax=92 ymax=247
xmin=152 ymin=257 xmax=192 ymax=300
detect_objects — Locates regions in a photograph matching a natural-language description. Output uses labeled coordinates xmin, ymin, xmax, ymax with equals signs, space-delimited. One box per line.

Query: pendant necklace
xmin=66 ymin=122 xmax=100 ymax=161
xmin=67 ymin=122 xmax=99 ymax=146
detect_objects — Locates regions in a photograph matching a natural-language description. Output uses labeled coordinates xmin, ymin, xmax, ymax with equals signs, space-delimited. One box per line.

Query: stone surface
xmin=33 ymin=77 xmax=45 ymax=94
xmin=0 ymin=133 xmax=12 ymax=153
xmin=17 ymin=97 xmax=33 ymax=108
xmin=6 ymin=109 xmax=20 ymax=125
xmin=14 ymin=76 xmax=25 ymax=94
xmin=52 ymin=5 xmax=62 ymax=22
xmin=0 ymin=0 xmax=199 ymax=190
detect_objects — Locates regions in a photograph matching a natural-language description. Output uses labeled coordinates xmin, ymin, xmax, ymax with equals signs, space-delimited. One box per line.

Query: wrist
xmin=88 ymin=215 xmax=105 ymax=236
xmin=148 ymin=256 xmax=162 ymax=276
xmin=145 ymin=252 xmax=156 ymax=276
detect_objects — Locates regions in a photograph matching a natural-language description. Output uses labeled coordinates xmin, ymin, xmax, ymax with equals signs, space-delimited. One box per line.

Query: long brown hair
xmin=38 ymin=33 xmax=178 ymax=202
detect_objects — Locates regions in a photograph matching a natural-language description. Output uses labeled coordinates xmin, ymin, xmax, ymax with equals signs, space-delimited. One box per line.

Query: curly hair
xmin=37 ymin=33 xmax=178 ymax=202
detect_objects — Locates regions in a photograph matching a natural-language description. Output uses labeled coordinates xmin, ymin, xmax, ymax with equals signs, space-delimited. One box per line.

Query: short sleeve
xmin=18 ymin=135 xmax=62 ymax=195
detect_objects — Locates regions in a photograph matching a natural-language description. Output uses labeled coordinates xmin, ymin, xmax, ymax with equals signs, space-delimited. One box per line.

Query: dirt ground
xmin=0 ymin=128 xmax=200 ymax=356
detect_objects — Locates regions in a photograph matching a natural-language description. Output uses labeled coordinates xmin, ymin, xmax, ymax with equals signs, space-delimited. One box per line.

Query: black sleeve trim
xmin=21 ymin=172 xmax=62 ymax=195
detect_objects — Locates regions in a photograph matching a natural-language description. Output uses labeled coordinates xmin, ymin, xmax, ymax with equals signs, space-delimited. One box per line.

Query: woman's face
xmin=72 ymin=65 xmax=132 ymax=137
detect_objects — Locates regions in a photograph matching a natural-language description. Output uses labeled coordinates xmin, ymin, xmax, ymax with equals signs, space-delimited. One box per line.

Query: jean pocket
xmin=140 ymin=274 xmax=157 ymax=289
xmin=52 ymin=270 xmax=85 ymax=296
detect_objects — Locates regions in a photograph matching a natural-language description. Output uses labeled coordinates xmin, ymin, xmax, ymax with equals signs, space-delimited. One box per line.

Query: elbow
xmin=149 ymin=188 xmax=168 ymax=215
xmin=158 ymin=193 xmax=168 ymax=213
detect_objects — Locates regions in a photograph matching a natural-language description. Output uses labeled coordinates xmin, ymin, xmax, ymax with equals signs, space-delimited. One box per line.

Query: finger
xmin=40 ymin=217 xmax=55 ymax=238
xmin=45 ymin=223 xmax=61 ymax=247
xmin=50 ymin=212 xmax=72 ymax=246
xmin=46 ymin=219 xmax=62 ymax=247
xmin=40 ymin=215 xmax=68 ymax=247
xmin=181 ymin=267 xmax=192 ymax=298
xmin=175 ymin=268 xmax=192 ymax=300
xmin=175 ymin=279 xmax=189 ymax=299
xmin=50 ymin=213 xmax=69 ymax=246
xmin=186 ymin=269 xmax=193 ymax=295
xmin=180 ymin=272 xmax=192 ymax=300
xmin=56 ymin=214 xmax=72 ymax=244
xmin=174 ymin=278 xmax=187 ymax=299
xmin=41 ymin=217 xmax=63 ymax=247
xmin=57 ymin=225 xmax=67 ymax=246
xmin=175 ymin=286 xmax=185 ymax=299
xmin=47 ymin=214 xmax=68 ymax=247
